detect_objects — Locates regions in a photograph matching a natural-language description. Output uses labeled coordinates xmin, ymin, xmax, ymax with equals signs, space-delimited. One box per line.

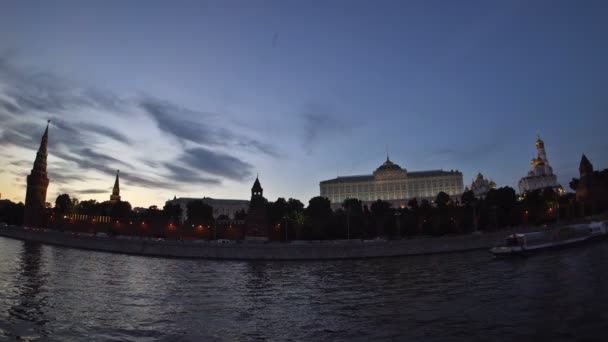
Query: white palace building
xmin=320 ymin=156 xmax=464 ymax=209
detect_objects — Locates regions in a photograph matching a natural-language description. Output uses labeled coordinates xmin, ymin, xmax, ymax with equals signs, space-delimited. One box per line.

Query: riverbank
xmin=0 ymin=225 xmax=549 ymax=260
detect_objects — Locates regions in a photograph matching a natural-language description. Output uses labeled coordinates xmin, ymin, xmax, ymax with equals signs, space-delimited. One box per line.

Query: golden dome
xmin=536 ymin=136 xmax=544 ymax=147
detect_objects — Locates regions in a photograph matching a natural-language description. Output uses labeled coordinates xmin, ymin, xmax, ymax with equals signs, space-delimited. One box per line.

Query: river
xmin=0 ymin=236 xmax=606 ymax=341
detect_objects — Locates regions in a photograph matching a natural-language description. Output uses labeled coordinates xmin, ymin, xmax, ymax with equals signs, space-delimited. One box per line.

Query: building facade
xmin=468 ymin=172 xmax=496 ymax=199
xmin=320 ymin=156 xmax=464 ymax=208
xmin=518 ymin=137 xmax=561 ymax=194
xmin=24 ymin=121 xmax=50 ymax=228
xmin=167 ymin=197 xmax=249 ymax=222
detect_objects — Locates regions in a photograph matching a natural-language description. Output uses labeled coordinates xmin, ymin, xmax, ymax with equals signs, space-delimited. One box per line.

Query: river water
xmin=0 ymin=236 xmax=606 ymax=341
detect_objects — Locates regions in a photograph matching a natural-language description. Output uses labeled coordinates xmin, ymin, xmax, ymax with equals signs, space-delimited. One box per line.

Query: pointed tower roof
xmin=579 ymin=154 xmax=593 ymax=176
xmin=252 ymin=174 xmax=263 ymax=192
xmin=113 ymin=170 xmax=120 ymax=195
xmin=110 ymin=170 xmax=121 ymax=203
xmin=33 ymin=120 xmax=50 ymax=170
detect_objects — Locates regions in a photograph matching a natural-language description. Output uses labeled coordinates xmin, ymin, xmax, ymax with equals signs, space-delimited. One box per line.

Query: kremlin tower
xmin=110 ymin=170 xmax=121 ymax=203
xmin=24 ymin=121 xmax=50 ymax=228
xmin=244 ymin=175 xmax=269 ymax=240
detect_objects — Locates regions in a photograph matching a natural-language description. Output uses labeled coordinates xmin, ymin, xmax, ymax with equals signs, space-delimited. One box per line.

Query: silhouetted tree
xmin=305 ymin=196 xmax=333 ymax=239
xmin=0 ymin=200 xmax=25 ymax=225
xmin=186 ymin=200 xmax=213 ymax=226
xmin=407 ymin=198 xmax=419 ymax=210
xmin=111 ymin=201 xmax=132 ymax=218
xmin=163 ymin=202 xmax=182 ymax=222
xmin=461 ymin=190 xmax=475 ymax=206
xmin=569 ymin=178 xmax=579 ymax=191
xmin=54 ymin=194 xmax=73 ymax=217
xmin=78 ymin=199 xmax=100 ymax=216
xmin=435 ymin=191 xmax=450 ymax=209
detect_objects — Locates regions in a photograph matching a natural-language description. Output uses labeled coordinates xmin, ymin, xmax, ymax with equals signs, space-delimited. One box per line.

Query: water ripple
xmin=1 ymin=238 xmax=607 ymax=341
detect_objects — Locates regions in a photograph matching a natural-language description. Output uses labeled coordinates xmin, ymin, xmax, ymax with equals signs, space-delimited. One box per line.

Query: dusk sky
xmin=1 ymin=0 xmax=607 ymax=208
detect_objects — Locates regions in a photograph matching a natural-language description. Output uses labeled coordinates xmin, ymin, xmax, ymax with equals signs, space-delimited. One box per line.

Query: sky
xmin=1 ymin=0 xmax=607 ymax=208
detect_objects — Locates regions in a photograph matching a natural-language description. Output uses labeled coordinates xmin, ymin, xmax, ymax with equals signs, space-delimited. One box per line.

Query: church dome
xmin=536 ymin=137 xmax=544 ymax=147
xmin=375 ymin=157 xmax=404 ymax=172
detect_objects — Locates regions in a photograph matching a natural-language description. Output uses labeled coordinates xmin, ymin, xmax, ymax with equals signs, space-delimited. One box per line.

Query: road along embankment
xmin=0 ymin=226 xmax=519 ymax=260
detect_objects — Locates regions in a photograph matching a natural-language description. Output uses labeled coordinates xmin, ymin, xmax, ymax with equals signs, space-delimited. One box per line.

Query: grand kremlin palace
xmin=320 ymin=157 xmax=464 ymax=208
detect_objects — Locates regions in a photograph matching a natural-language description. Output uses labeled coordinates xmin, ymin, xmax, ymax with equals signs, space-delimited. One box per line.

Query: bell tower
xmin=24 ymin=121 xmax=50 ymax=228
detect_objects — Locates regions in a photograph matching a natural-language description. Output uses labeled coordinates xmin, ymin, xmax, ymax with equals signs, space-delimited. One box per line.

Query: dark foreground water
xmin=1 ymin=237 xmax=607 ymax=341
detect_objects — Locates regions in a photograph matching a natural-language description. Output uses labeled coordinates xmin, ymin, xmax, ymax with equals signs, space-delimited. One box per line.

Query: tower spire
xmin=110 ymin=170 xmax=121 ymax=203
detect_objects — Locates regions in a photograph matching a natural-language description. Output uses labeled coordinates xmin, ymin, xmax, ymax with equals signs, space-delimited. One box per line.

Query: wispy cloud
xmin=301 ymin=104 xmax=342 ymax=155
xmin=179 ymin=147 xmax=253 ymax=181
xmin=140 ymin=97 xmax=280 ymax=157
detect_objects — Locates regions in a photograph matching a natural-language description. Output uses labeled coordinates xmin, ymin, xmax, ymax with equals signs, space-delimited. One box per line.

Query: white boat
xmin=490 ymin=222 xmax=607 ymax=256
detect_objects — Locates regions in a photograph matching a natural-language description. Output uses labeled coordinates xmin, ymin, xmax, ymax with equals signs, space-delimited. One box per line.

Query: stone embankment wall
xmin=0 ymin=226 xmax=524 ymax=260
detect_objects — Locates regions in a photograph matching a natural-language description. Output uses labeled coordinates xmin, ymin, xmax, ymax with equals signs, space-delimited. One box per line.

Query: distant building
xmin=320 ymin=155 xmax=464 ymax=209
xmin=244 ymin=176 xmax=269 ymax=241
xmin=167 ymin=197 xmax=249 ymax=222
xmin=518 ymin=137 xmax=561 ymax=194
xmin=109 ymin=170 xmax=121 ymax=204
xmin=469 ymin=172 xmax=496 ymax=199
xmin=24 ymin=121 xmax=50 ymax=228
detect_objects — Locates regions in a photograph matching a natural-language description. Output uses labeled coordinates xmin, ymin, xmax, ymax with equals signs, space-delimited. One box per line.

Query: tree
xmin=186 ymin=200 xmax=213 ymax=225
xmin=461 ymin=190 xmax=475 ymax=207
xmin=287 ymin=198 xmax=304 ymax=213
xmin=306 ymin=196 xmax=333 ymax=219
xmin=111 ymin=201 xmax=132 ymax=218
xmin=370 ymin=199 xmax=392 ymax=218
xmin=407 ymin=198 xmax=419 ymax=210
xmin=305 ymin=196 xmax=333 ymax=239
xmin=342 ymin=198 xmax=363 ymax=215
xmin=435 ymin=192 xmax=450 ymax=209
xmin=55 ymin=194 xmax=73 ymax=217
xmin=78 ymin=199 xmax=100 ymax=216
xmin=163 ymin=202 xmax=183 ymax=222
xmin=569 ymin=178 xmax=579 ymax=191
xmin=267 ymin=197 xmax=288 ymax=226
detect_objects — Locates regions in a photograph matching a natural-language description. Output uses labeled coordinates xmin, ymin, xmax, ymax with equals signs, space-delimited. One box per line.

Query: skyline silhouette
xmin=1 ymin=1 xmax=608 ymax=207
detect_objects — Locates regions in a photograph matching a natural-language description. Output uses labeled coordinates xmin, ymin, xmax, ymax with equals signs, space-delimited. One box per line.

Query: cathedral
xmin=468 ymin=173 xmax=496 ymax=199
xmin=24 ymin=121 xmax=50 ymax=228
xmin=518 ymin=137 xmax=561 ymax=194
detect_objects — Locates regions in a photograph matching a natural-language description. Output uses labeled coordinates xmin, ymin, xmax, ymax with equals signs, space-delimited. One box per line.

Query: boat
xmin=490 ymin=222 xmax=607 ymax=256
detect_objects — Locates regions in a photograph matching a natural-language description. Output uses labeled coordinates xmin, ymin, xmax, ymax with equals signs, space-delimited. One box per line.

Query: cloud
xmin=0 ymin=55 xmax=128 ymax=116
xmin=163 ymin=163 xmax=221 ymax=185
xmin=74 ymin=188 xmax=110 ymax=195
xmin=140 ymin=97 xmax=280 ymax=157
xmin=77 ymin=122 xmax=132 ymax=145
xmin=301 ymin=104 xmax=342 ymax=154
xmin=179 ymin=147 xmax=253 ymax=181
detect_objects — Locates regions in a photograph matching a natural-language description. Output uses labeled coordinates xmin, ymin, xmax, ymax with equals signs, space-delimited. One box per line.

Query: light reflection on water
xmin=0 ymin=236 xmax=607 ymax=341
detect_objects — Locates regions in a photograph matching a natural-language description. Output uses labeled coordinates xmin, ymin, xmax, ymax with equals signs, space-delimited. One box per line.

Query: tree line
xmin=2 ymin=182 xmax=605 ymax=240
